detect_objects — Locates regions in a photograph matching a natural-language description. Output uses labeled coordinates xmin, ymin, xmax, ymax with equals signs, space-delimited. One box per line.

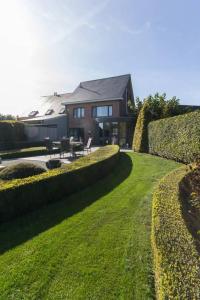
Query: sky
xmin=0 ymin=0 xmax=200 ymax=115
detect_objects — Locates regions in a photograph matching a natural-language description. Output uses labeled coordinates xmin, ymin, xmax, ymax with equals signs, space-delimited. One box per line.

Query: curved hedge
xmin=148 ymin=111 xmax=200 ymax=163
xmin=0 ymin=145 xmax=119 ymax=223
xmin=132 ymin=101 xmax=152 ymax=152
xmin=152 ymin=167 xmax=200 ymax=299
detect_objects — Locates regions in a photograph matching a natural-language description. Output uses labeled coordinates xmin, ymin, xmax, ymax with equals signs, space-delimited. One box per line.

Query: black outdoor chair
xmin=60 ymin=139 xmax=70 ymax=158
xmin=44 ymin=138 xmax=54 ymax=157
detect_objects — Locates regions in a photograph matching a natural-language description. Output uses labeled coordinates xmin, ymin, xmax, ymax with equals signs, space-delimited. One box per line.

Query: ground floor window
xmin=97 ymin=121 xmax=128 ymax=146
xmin=69 ymin=128 xmax=84 ymax=141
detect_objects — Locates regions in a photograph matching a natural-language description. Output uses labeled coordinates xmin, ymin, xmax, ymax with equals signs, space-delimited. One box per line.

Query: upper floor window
xmin=73 ymin=107 xmax=85 ymax=118
xmin=45 ymin=109 xmax=54 ymax=115
xmin=92 ymin=105 xmax=112 ymax=117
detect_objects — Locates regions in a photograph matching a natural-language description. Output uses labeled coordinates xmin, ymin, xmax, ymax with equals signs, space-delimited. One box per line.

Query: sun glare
xmin=0 ymin=1 xmax=39 ymax=114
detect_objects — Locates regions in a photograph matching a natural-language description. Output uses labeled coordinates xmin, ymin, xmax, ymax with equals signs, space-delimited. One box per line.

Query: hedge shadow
xmin=0 ymin=152 xmax=132 ymax=255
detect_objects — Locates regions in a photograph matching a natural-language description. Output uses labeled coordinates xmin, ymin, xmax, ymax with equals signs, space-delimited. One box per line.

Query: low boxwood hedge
xmin=0 ymin=147 xmax=59 ymax=160
xmin=148 ymin=111 xmax=200 ymax=163
xmin=152 ymin=167 xmax=200 ymax=299
xmin=0 ymin=145 xmax=119 ymax=223
xmin=0 ymin=162 xmax=46 ymax=180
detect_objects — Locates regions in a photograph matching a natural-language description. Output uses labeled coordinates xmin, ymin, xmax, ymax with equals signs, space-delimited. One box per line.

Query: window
xmin=59 ymin=107 xmax=66 ymax=114
xmin=28 ymin=111 xmax=39 ymax=117
xmin=92 ymin=105 xmax=112 ymax=117
xmin=73 ymin=107 xmax=85 ymax=118
xmin=69 ymin=128 xmax=84 ymax=140
xmin=45 ymin=109 xmax=54 ymax=115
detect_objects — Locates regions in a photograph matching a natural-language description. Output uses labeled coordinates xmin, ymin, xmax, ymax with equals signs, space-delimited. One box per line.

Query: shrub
xmin=132 ymin=93 xmax=185 ymax=153
xmin=46 ymin=159 xmax=62 ymax=169
xmin=132 ymin=101 xmax=152 ymax=152
xmin=0 ymin=121 xmax=26 ymax=150
xmin=152 ymin=167 xmax=200 ymax=299
xmin=0 ymin=145 xmax=119 ymax=223
xmin=0 ymin=162 xmax=46 ymax=180
xmin=148 ymin=110 xmax=200 ymax=163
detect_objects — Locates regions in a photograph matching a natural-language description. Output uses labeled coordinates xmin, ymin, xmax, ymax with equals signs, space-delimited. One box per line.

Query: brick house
xmin=62 ymin=74 xmax=135 ymax=146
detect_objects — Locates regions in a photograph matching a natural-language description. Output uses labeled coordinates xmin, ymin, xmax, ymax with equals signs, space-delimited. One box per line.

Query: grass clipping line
xmin=152 ymin=167 xmax=200 ymax=299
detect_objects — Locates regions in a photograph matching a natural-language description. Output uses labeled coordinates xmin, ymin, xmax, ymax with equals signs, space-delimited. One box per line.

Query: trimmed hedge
xmin=0 ymin=145 xmax=119 ymax=223
xmin=0 ymin=121 xmax=26 ymax=150
xmin=132 ymin=101 xmax=152 ymax=152
xmin=148 ymin=111 xmax=200 ymax=163
xmin=152 ymin=167 xmax=200 ymax=299
xmin=0 ymin=147 xmax=59 ymax=160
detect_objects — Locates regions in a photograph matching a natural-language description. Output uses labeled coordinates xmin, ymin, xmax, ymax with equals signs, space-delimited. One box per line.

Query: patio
xmin=1 ymin=147 xmax=99 ymax=169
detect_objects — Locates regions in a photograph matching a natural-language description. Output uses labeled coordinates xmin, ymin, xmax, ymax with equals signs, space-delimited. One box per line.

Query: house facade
xmin=63 ymin=74 xmax=134 ymax=146
xmin=20 ymin=93 xmax=71 ymax=141
xmin=20 ymin=74 xmax=135 ymax=146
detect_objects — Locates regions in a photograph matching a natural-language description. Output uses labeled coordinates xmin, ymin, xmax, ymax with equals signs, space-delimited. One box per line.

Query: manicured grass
xmin=0 ymin=153 xmax=180 ymax=299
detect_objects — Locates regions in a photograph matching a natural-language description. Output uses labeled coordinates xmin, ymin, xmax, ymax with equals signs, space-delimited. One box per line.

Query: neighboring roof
xmin=62 ymin=74 xmax=131 ymax=105
xmin=24 ymin=114 xmax=67 ymax=123
xmin=21 ymin=93 xmax=72 ymax=119
xmin=179 ymin=104 xmax=200 ymax=111
xmin=40 ymin=92 xmax=71 ymax=115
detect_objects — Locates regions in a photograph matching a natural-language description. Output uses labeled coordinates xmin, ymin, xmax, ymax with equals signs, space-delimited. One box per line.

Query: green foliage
xmin=0 ymin=114 xmax=16 ymax=121
xmin=148 ymin=110 xmax=200 ymax=163
xmin=132 ymin=101 xmax=152 ymax=152
xmin=0 ymin=121 xmax=26 ymax=150
xmin=132 ymin=93 xmax=181 ymax=153
xmin=0 ymin=153 xmax=179 ymax=299
xmin=145 ymin=93 xmax=180 ymax=119
xmin=0 ymin=145 xmax=119 ymax=223
xmin=134 ymin=93 xmax=180 ymax=118
xmin=0 ymin=162 xmax=46 ymax=180
xmin=152 ymin=167 xmax=200 ymax=299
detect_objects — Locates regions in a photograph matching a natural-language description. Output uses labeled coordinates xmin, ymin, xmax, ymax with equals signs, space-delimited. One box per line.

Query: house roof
xmin=21 ymin=93 xmax=72 ymax=120
xmin=62 ymin=74 xmax=132 ymax=105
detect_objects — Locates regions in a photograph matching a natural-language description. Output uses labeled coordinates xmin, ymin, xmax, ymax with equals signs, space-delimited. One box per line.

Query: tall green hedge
xmin=148 ymin=111 xmax=200 ymax=163
xmin=0 ymin=145 xmax=119 ymax=223
xmin=0 ymin=121 xmax=26 ymax=150
xmin=132 ymin=101 xmax=152 ymax=152
xmin=152 ymin=167 xmax=200 ymax=299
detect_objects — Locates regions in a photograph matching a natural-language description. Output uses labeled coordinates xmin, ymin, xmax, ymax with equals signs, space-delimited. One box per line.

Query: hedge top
xmin=148 ymin=110 xmax=200 ymax=163
xmin=152 ymin=166 xmax=200 ymax=299
xmin=0 ymin=145 xmax=119 ymax=191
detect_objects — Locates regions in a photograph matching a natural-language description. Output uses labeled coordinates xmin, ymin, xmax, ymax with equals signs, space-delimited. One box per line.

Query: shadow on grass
xmin=0 ymin=153 xmax=133 ymax=255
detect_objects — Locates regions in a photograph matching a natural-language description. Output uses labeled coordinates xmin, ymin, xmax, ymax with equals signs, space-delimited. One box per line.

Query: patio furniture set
xmin=45 ymin=137 xmax=92 ymax=159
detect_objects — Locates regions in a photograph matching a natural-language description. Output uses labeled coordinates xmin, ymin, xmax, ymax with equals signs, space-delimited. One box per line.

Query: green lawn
xmin=0 ymin=152 xmax=180 ymax=299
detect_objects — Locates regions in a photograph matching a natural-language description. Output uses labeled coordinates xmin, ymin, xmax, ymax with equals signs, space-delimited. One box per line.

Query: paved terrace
xmin=0 ymin=147 xmax=100 ymax=169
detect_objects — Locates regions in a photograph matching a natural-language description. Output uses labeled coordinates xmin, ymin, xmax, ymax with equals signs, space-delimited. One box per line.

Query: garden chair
xmin=84 ymin=137 xmax=92 ymax=154
xmin=44 ymin=138 xmax=54 ymax=158
xmin=60 ymin=138 xmax=70 ymax=158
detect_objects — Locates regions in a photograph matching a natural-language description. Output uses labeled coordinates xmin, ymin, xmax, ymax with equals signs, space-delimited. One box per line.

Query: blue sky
xmin=0 ymin=0 xmax=199 ymax=114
